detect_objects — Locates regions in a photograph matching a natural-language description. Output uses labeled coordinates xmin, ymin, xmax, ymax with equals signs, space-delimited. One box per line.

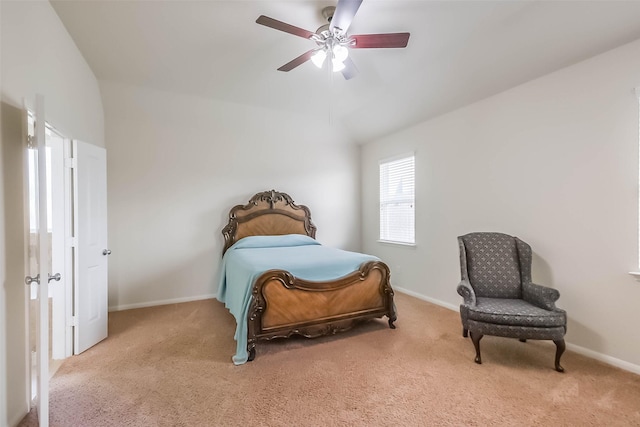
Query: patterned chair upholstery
xmin=457 ymin=232 xmax=567 ymax=372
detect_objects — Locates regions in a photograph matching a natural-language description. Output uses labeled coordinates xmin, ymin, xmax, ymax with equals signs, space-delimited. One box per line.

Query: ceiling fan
xmin=256 ymin=0 xmax=410 ymax=80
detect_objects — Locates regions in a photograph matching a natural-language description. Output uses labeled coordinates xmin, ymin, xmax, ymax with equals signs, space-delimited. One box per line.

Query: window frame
xmin=629 ymin=88 xmax=640 ymax=280
xmin=378 ymin=152 xmax=416 ymax=246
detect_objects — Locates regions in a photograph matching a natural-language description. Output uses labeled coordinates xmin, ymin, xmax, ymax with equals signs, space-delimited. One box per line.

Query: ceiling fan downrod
xmin=322 ymin=6 xmax=335 ymax=23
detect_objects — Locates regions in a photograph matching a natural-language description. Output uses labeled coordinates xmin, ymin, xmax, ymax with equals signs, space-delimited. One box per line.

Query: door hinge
xmin=27 ymin=135 xmax=36 ymax=148
xmin=69 ymin=316 xmax=78 ymax=327
xmin=64 ymin=157 xmax=77 ymax=169
xmin=66 ymin=236 xmax=78 ymax=247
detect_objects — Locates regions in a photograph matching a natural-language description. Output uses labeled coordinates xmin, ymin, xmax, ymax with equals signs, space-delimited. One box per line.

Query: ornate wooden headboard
xmin=222 ymin=190 xmax=317 ymax=255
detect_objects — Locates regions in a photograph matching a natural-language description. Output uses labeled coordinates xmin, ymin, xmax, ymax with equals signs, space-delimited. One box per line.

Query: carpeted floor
xmin=19 ymin=292 xmax=640 ymax=426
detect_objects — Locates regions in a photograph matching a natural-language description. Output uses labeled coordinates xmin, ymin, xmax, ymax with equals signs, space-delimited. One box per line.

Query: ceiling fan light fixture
xmin=311 ymin=49 xmax=327 ymax=68
xmin=332 ymin=44 xmax=349 ymax=63
xmin=332 ymin=58 xmax=346 ymax=72
xmin=256 ymin=0 xmax=410 ymax=79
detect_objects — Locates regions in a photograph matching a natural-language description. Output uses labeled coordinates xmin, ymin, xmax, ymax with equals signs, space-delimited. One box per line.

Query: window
xmin=27 ymin=112 xmax=57 ymax=233
xmin=379 ymin=154 xmax=415 ymax=244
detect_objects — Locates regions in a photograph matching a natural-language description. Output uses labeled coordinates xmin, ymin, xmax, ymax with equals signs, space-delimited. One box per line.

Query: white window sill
xmin=377 ymin=240 xmax=416 ymax=248
xmin=629 ymin=272 xmax=640 ymax=282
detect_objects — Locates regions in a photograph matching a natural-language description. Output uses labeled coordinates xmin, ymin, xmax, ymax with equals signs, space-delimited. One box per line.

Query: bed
xmin=218 ymin=190 xmax=397 ymax=364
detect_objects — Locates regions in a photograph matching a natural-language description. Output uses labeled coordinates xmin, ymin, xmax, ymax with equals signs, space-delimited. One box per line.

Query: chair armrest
xmin=523 ymin=282 xmax=560 ymax=310
xmin=457 ymin=280 xmax=476 ymax=306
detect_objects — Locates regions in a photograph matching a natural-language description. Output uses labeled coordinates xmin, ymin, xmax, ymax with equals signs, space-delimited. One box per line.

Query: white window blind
xmin=379 ymin=154 xmax=415 ymax=244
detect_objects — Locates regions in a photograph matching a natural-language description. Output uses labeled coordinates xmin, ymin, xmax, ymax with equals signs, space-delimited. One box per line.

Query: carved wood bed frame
xmin=222 ymin=190 xmax=397 ymax=361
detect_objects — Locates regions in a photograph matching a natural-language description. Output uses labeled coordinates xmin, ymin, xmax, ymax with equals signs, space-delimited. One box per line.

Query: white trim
xmin=108 ymin=293 xmax=218 ymax=312
xmin=637 ymin=90 xmax=640 ymax=270
xmin=10 ymin=410 xmax=29 ymax=427
xmin=394 ymin=286 xmax=458 ymax=311
xmin=377 ymin=240 xmax=416 ymax=247
xmin=565 ymin=342 xmax=640 ymax=376
xmin=393 ymin=287 xmax=640 ymax=375
xmin=378 ymin=151 xmax=416 ymax=165
xmin=63 ymin=139 xmax=74 ymax=358
xmin=110 ymin=286 xmax=640 ymax=376
xmin=21 ymin=100 xmax=34 ymax=416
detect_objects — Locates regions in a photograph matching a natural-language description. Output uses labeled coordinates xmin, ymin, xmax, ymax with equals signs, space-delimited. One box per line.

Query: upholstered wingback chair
xmin=457 ymin=232 xmax=567 ymax=372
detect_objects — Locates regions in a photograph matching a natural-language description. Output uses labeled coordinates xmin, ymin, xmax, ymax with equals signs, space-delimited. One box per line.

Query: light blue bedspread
xmin=217 ymin=234 xmax=379 ymax=364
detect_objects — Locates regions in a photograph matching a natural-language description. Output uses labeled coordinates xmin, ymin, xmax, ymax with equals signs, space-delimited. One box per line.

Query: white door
xmin=24 ymin=94 xmax=51 ymax=427
xmin=74 ymin=140 xmax=109 ymax=354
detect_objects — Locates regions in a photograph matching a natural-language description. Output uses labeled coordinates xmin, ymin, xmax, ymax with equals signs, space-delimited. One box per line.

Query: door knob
xmin=25 ymin=274 xmax=40 ymax=285
xmin=103 ymin=249 xmax=112 ymax=256
xmin=48 ymin=273 xmax=61 ymax=283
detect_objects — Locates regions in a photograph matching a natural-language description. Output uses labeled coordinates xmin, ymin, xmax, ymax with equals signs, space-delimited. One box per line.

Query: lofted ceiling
xmin=51 ymin=0 xmax=640 ymax=143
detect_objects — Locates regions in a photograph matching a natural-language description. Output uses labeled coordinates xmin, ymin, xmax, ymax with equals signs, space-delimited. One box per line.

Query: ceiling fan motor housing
xmin=314 ymin=6 xmax=351 ymax=48
xmin=322 ymin=6 xmax=336 ymax=23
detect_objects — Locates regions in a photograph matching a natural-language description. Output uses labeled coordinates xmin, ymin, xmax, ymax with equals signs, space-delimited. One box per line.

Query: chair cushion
xmin=467 ymin=297 xmax=566 ymax=328
xmin=467 ymin=320 xmax=566 ymax=341
xmin=462 ymin=233 xmax=522 ymax=298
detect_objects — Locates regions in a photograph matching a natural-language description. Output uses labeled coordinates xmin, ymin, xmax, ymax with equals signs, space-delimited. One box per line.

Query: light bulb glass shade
xmin=332 ymin=58 xmax=346 ymax=72
xmin=333 ymin=45 xmax=349 ymax=63
xmin=311 ymin=50 xmax=326 ymax=68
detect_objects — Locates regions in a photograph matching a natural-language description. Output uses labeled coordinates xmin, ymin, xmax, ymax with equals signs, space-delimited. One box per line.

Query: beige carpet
xmin=19 ymin=292 xmax=640 ymax=426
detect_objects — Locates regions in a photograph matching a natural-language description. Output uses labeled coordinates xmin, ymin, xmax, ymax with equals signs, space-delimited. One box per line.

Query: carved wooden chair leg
xmin=553 ymin=339 xmax=565 ymax=372
xmin=470 ymin=332 xmax=483 ymax=364
xmin=247 ymin=347 xmax=256 ymax=362
xmin=519 ymin=338 xmax=527 ymax=343
xmin=463 ymin=327 xmax=468 ymax=338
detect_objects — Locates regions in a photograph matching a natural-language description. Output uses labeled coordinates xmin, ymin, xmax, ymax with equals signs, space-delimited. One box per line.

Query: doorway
xmin=24 ymin=97 xmax=109 ymax=426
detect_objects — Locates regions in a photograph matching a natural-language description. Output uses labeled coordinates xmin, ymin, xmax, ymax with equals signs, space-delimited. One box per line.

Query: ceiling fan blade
xmin=330 ymin=0 xmax=363 ymax=34
xmin=256 ymin=15 xmax=316 ymax=39
xmin=277 ymin=49 xmax=317 ymax=72
xmin=351 ymin=33 xmax=410 ymax=49
xmin=341 ymin=57 xmax=359 ymax=80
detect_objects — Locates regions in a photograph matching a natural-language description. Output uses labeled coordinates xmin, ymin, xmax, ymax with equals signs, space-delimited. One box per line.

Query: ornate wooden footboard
xmin=247 ymin=260 xmax=396 ymax=361
xmin=223 ymin=190 xmax=397 ymax=362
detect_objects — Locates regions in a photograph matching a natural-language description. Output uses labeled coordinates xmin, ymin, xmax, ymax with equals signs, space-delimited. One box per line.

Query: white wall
xmin=1 ymin=1 xmax=104 ymax=147
xmin=1 ymin=1 xmax=104 ymax=425
xmin=362 ymin=38 xmax=640 ymax=370
xmin=101 ymin=81 xmax=360 ymax=310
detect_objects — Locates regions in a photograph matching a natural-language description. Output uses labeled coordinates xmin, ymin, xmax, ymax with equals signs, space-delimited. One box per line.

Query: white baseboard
xmin=565 ymin=342 xmax=640 ymax=376
xmin=108 ymin=293 xmax=217 ymax=312
xmin=393 ymin=287 xmax=640 ymax=376
xmin=108 ymin=287 xmax=640 ymax=375
xmin=394 ymin=286 xmax=459 ymax=311
xmin=10 ymin=409 xmax=28 ymax=427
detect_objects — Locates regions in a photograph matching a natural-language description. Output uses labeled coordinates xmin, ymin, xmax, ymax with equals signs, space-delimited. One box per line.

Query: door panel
xmin=25 ymin=94 xmax=50 ymax=427
xmin=74 ymin=140 xmax=108 ymax=354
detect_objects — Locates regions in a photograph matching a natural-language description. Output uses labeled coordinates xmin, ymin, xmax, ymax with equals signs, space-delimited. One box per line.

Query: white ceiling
xmin=51 ymin=0 xmax=640 ymax=143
